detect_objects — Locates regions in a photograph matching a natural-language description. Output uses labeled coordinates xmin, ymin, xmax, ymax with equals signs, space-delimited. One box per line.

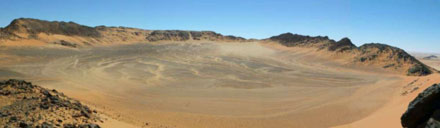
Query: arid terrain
xmin=412 ymin=53 xmax=440 ymax=71
xmin=0 ymin=18 xmax=439 ymax=128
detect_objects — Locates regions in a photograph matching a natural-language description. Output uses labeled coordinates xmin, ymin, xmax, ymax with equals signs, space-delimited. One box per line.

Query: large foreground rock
xmin=0 ymin=79 xmax=101 ymax=128
xmin=402 ymin=83 xmax=440 ymax=128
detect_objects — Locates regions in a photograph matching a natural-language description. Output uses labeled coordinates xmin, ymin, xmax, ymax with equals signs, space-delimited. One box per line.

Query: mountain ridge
xmin=0 ymin=18 xmax=436 ymax=76
xmin=267 ymin=33 xmax=436 ymax=76
xmin=0 ymin=18 xmax=246 ymax=46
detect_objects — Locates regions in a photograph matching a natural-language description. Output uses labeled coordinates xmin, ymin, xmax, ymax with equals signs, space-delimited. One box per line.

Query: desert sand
xmin=412 ymin=53 xmax=440 ymax=71
xmin=0 ymin=41 xmax=434 ymax=128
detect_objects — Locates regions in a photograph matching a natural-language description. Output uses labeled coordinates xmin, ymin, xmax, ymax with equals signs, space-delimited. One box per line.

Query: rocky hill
xmin=0 ymin=18 xmax=246 ymax=47
xmin=423 ymin=55 xmax=438 ymax=60
xmin=0 ymin=79 xmax=101 ymax=128
xmin=267 ymin=33 xmax=436 ymax=76
xmin=1 ymin=18 xmax=100 ymax=39
xmin=401 ymin=83 xmax=440 ymax=128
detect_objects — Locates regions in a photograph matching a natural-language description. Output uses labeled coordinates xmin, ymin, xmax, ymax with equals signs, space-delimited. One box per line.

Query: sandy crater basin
xmin=0 ymin=42 xmax=402 ymax=128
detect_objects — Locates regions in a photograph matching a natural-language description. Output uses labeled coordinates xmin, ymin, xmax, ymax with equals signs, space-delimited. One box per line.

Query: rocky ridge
xmin=0 ymin=18 xmax=436 ymax=76
xmin=267 ymin=33 xmax=436 ymax=76
xmin=0 ymin=18 xmax=100 ymax=39
xmin=0 ymin=18 xmax=246 ymax=47
xmin=0 ymin=79 xmax=101 ymax=128
xmin=146 ymin=30 xmax=245 ymax=42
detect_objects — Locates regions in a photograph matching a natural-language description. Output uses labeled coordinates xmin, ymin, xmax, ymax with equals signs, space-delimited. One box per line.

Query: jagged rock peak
xmin=328 ymin=37 xmax=356 ymax=52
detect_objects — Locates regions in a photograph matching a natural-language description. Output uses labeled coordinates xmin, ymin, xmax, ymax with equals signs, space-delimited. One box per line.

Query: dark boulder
xmin=401 ymin=83 xmax=440 ymax=128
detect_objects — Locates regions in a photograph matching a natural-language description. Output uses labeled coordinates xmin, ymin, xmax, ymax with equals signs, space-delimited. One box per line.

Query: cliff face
xmin=267 ymin=33 xmax=436 ymax=76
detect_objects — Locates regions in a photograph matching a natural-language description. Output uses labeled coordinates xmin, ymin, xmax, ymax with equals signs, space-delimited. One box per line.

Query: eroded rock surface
xmin=402 ymin=83 xmax=440 ymax=128
xmin=0 ymin=79 xmax=101 ymax=128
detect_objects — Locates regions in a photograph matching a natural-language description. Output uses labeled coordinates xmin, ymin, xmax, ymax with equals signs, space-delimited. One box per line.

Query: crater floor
xmin=0 ymin=42 xmax=402 ymax=128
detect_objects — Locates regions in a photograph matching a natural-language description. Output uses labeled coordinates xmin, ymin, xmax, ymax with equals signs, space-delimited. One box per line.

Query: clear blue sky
xmin=1 ymin=0 xmax=439 ymax=53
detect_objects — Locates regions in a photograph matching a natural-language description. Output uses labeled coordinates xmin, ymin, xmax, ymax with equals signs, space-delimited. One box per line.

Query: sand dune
xmin=0 ymin=41 xmax=426 ymax=127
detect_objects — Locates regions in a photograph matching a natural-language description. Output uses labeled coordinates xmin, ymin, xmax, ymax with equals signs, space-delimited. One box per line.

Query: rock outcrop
xmin=145 ymin=30 xmax=246 ymax=42
xmin=327 ymin=37 xmax=357 ymax=52
xmin=0 ymin=79 xmax=101 ymax=128
xmin=1 ymin=18 xmax=101 ymax=39
xmin=267 ymin=33 xmax=436 ymax=76
xmin=268 ymin=33 xmax=332 ymax=47
xmin=356 ymin=43 xmax=432 ymax=76
xmin=401 ymin=83 xmax=440 ymax=128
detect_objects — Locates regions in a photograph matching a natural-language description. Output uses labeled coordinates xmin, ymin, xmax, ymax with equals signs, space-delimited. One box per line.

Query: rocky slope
xmin=1 ymin=18 xmax=100 ymax=39
xmin=0 ymin=18 xmax=246 ymax=47
xmin=267 ymin=33 xmax=436 ymax=76
xmin=401 ymin=83 xmax=440 ymax=128
xmin=0 ymin=79 xmax=101 ymax=128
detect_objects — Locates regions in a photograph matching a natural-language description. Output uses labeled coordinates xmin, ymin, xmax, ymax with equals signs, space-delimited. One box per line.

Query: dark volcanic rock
xmin=146 ymin=30 xmax=245 ymax=42
xmin=0 ymin=79 xmax=101 ymax=127
xmin=328 ymin=37 xmax=356 ymax=52
xmin=408 ymin=64 xmax=432 ymax=76
xmin=401 ymin=83 xmax=440 ymax=128
xmin=146 ymin=30 xmax=191 ymax=41
xmin=268 ymin=33 xmax=331 ymax=47
xmin=358 ymin=43 xmax=432 ymax=76
xmin=1 ymin=18 xmax=101 ymax=38
xmin=268 ymin=33 xmax=435 ymax=76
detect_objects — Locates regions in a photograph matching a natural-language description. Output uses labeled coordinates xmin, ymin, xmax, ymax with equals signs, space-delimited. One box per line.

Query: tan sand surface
xmin=411 ymin=52 xmax=440 ymax=70
xmin=420 ymin=59 xmax=440 ymax=71
xmin=0 ymin=41 xmax=426 ymax=128
xmin=334 ymin=73 xmax=440 ymax=128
